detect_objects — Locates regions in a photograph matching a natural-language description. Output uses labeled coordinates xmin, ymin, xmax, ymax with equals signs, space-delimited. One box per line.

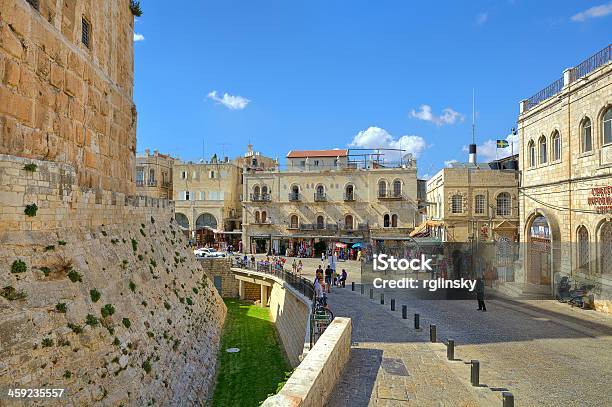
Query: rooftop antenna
xmin=468 ymin=88 xmax=477 ymax=164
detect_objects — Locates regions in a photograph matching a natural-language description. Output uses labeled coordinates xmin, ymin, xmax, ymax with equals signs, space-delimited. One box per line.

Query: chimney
xmin=468 ymin=144 xmax=477 ymax=164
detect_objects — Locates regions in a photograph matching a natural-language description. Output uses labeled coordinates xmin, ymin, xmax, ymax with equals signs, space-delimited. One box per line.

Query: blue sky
xmin=133 ymin=1 xmax=612 ymax=177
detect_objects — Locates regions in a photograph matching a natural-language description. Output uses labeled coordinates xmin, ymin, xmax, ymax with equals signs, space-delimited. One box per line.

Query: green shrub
xmin=101 ymin=304 xmax=116 ymax=318
xmin=138 ymin=254 xmax=144 ymax=261
xmin=129 ymin=281 xmax=136 ymax=292
xmin=0 ymin=286 xmax=26 ymax=300
xmin=141 ymin=300 xmax=147 ymax=307
xmin=101 ymin=230 xmax=107 ymax=237
xmin=142 ymin=359 xmax=151 ymax=374
xmin=67 ymin=270 xmax=82 ymax=283
xmin=186 ymin=298 xmax=193 ymax=306
xmin=23 ymin=163 xmax=37 ymax=172
xmin=131 ymin=238 xmax=138 ymax=252
xmin=55 ymin=302 xmax=67 ymax=313
xmin=111 ymin=238 xmax=119 ymax=244
xmin=164 ymin=301 xmax=171 ymax=310
xmin=58 ymin=240 xmax=67 ymax=245
xmin=44 ymin=245 xmax=55 ymax=252
xmin=67 ymin=323 xmax=83 ymax=334
xmin=147 ymin=331 xmax=154 ymax=338
xmin=192 ymin=287 xmax=199 ymax=294
xmin=11 ymin=260 xmax=26 ymax=274
xmin=63 ymin=370 xmax=72 ymax=379
xmin=150 ymin=259 xmax=157 ymax=268
xmin=150 ymin=216 xmax=155 ymax=224
xmin=112 ymin=337 xmax=120 ymax=346
xmin=140 ymin=229 xmax=146 ymax=237
xmin=90 ymin=289 xmax=101 ymax=302
xmin=40 ymin=267 xmax=51 ymax=276
xmin=41 ymin=337 xmax=53 ymax=347
xmin=85 ymin=314 xmax=99 ymax=326
xmin=122 ymin=318 xmax=131 ymax=329
xmin=24 ymin=203 xmax=38 ymax=217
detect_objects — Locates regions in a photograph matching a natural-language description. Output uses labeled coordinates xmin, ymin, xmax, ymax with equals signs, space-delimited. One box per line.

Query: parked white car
xmin=194 ymin=248 xmax=226 ymax=258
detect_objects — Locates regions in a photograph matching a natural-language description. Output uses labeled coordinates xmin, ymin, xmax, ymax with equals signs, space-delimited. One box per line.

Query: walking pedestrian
xmin=324 ymin=265 xmax=333 ymax=293
xmin=476 ymin=277 xmax=486 ymax=311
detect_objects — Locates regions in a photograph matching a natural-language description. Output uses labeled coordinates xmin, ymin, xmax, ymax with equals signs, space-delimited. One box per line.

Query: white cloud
xmin=571 ymin=2 xmax=612 ymax=22
xmin=409 ymin=105 xmax=464 ymax=126
xmin=349 ymin=126 xmax=428 ymax=162
xmin=476 ymin=12 xmax=489 ymax=25
xmin=133 ymin=33 xmax=145 ymax=41
xmin=207 ymin=90 xmax=250 ymax=110
xmin=463 ymin=132 xmax=519 ymax=162
xmin=444 ymin=159 xmax=459 ymax=168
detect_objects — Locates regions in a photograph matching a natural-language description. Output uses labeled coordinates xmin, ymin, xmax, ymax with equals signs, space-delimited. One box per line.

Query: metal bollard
xmin=369 ymin=288 xmax=373 ymax=299
xmin=470 ymin=360 xmax=480 ymax=386
xmin=391 ymin=299 xmax=395 ymax=311
xmin=380 ymin=293 xmax=385 ymax=305
xmin=447 ymin=339 xmax=454 ymax=360
xmin=502 ymin=392 xmax=514 ymax=407
xmin=430 ymin=324 xmax=436 ymax=342
xmin=351 ymin=281 xmax=355 ymax=291
xmin=402 ymin=305 xmax=407 ymax=319
xmin=360 ymin=284 xmax=364 ymax=295
xmin=414 ymin=313 xmax=420 ymax=330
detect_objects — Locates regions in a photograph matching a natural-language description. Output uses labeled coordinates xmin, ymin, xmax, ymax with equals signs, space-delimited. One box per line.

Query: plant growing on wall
xmin=122 ymin=318 xmax=131 ymax=329
xmin=85 ymin=314 xmax=99 ymax=327
xmin=131 ymin=238 xmax=138 ymax=252
xmin=101 ymin=304 xmax=116 ymax=318
xmin=67 ymin=323 xmax=83 ymax=334
xmin=0 ymin=286 xmax=27 ymax=300
xmin=11 ymin=260 xmax=27 ymax=274
xmin=55 ymin=303 xmax=67 ymax=313
xmin=23 ymin=163 xmax=37 ymax=172
xmin=41 ymin=338 xmax=53 ymax=347
xmin=90 ymin=289 xmax=101 ymax=302
xmin=24 ymin=203 xmax=38 ymax=217
xmin=67 ymin=270 xmax=82 ymax=282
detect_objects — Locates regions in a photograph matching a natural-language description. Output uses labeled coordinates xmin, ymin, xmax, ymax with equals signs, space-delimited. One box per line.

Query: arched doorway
xmin=196 ymin=213 xmax=218 ymax=230
xmin=175 ymin=213 xmax=189 ymax=230
xmin=527 ymin=214 xmax=551 ymax=286
xmin=195 ymin=213 xmax=218 ymax=247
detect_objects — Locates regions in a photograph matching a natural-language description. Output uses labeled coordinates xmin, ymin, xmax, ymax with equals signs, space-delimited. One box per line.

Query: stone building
xmin=135 ymin=148 xmax=175 ymax=199
xmin=0 ymin=1 xmax=226 ymax=404
xmin=517 ymin=44 xmax=611 ymax=311
xmin=242 ymin=149 xmax=419 ymax=255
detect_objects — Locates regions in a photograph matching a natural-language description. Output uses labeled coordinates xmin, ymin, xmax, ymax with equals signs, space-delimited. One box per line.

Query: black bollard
xmin=502 ymin=392 xmax=514 ymax=407
xmin=391 ymin=299 xmax=395 ymax=311
xmin=351 ymin=281 xmax=355 ymax=291
xmin=430 ymin=324 xmax=437 ymax=342
xmin=414 ymin=313 xmax=420 ymax=330
xmin=360 ymin=284 xmax=364 ymax=295
xmin=447 ymin=339 xmax=454 ymax=360
xmin=380 ymin=293 xmax=385 ymax=305
xmin=402 ymin=305 xmax=407 ymax=319
xmin=369 ymin=288 xmax=373 ymax=299
xmin=470 ymin=360 xmax=480 ymax=386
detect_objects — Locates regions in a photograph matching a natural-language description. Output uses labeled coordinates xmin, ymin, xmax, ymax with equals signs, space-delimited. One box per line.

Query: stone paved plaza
xmin=272 ymin=257 xmax=612 ymax=406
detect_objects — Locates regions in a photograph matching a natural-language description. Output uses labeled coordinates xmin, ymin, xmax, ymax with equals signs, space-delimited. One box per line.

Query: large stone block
xmin=0 ymin=24 xmax=23 ymax=59
xmin=3 ymin=58 xmax=20 ymax=86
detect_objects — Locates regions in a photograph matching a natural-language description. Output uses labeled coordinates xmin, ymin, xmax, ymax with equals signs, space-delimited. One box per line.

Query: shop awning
xmin=410 ymin=220 xmax=444 ymax=237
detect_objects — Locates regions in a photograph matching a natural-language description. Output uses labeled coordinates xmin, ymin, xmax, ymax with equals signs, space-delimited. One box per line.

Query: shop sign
xmin=588 ymin=186 xmax=612 ymax=214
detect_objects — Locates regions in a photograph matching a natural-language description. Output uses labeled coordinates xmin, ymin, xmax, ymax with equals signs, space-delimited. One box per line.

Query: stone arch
xmin=175 ymin=212 xmax=189 ymax=230
xmin=598 ymin=103 xmax=612 ymax=146
xmin=596 ymin=218 xmax=612 ymax=274
xmin=195 ymin=212 xmax=218 ymax=230
xmin=524 ymin=209 xmax=561 ymax=292
xmin=378 ymin=179 xmax=388 ymax=197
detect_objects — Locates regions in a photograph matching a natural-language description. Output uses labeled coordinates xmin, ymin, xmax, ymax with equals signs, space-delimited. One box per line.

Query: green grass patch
xmin=211 ymin=299 xmax=292 ymax=407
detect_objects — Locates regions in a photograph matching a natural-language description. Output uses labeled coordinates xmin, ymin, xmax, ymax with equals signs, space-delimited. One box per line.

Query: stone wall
xmin=261 ymin=317 xmax=352 ymax=407
xmin=268 ymin=280 xmax=311 ymax=367
xmin=199 ymin=258 xmax=239 ymax=298
xmin=243 ymin=281 xmax=261 ymax=302
xmin=0 ymin=0 xmax=137 ymax=195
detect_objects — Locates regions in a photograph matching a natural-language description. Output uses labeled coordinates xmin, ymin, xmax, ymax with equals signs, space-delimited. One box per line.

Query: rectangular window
xmin=475 ymin=195 xmax=485 ymax=215
xmin=181 ymin=171 xmax=187 ymax=179
xmin=313 ymin=160 xmax=319 ymax=166
xmin=81 ymin=17 xmax=91 ymax=48
xmin=199 ymin=191 xmax=205 ymax=200
xmin=209 ymin=170 xmax=215 ymax=179
xmin=184 ymin=191 xmax=190 ymax=200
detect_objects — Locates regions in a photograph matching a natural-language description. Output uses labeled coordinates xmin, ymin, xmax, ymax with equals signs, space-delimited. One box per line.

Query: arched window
xmin=316 ymin=185 xmax=324 ymax=195
xmin=290 ymin=185 xmax=300 ymax=201
xmin=577 ymin=226 xmax=589 ymax=270
xmin=344 ymin=214 xmax=353 ymax=230
xmin=383 ymin=214 xmax=390 ymax=227
xmin=528 ymin=140 xmax=535 ymax=167
xmin=378 ymin=180 xmax=387 ymax=198
xmin=261 ymin=185 xmax=268 ymax=196
xmin=496 ymin=192 xmax=511 ymax=216
xmin=316 ymin=215 xmax=325 ymax=229
xmin=255 ymin=211 xmax=260 ymax=224
xmin=253 ymin=185 xmax=260 ymax=199
xmin=345 ymin=184 xmax=354 ymax=200
xmin=475 ymin=195 xmax=486 ymax=215
xmin=582 ymin=118 xmax=592 ymax=152
xmin=451 ymin=194 xmax=463 ymax=214
xmin=551 ymin=131 xmax=561 ymax=161
xmin=391 ymin=214 xmax=398 ymax=227
xmin=538 ymin=135 xmax=547 ymax=164
xmin=290 ymin=215 xmax=298 ymax=229
xmin=261 ymin=211 xmax=267 ymax=223
xmin=601 ymin=222 xmax=612 ymax=274
xmin=392 ymin=180 xmax=402 ymax=197
xmin=603 ymin=107 xmax=612 ymax=146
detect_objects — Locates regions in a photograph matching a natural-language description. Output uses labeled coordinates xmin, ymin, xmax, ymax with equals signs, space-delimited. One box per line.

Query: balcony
xmin=251 ymin=193 xmax=271 ymax=202
xmin=288 ymin=192 xmax=301 ymax=201
xmin=136 ymin=180 xmax=144 ymax=187
xmin=357 ymin=222 xmax=369 ymax=231
xmin=378 ymin=191 xmax=404 ymax=200
xmin=314 ymin=192 xmax=327 ymax=202
xmin=147 ymin=180 xmax=157 ymax=187
xmin=343 ymin=192 xmax=355 ymax=202
xmin=299 ymin=223 xmax=315 ymax=231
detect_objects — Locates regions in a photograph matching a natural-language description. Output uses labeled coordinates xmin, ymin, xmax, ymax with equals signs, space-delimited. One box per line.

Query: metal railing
xmin=147 ymin=180 xmax=157 ymax=186
xmin=299 ymin=223 xmax=315 ymax=230
xmin=358 ymin=222 xmax=369 ymax=230
xmin=288 ymin=192 xmax=301 ymax=201
xmin=314 ymin=192 xmax=327 ymax=202
xmin=525 ymin=77 xmax=564 ymax=111
xmin=343 ymin=192 xmax=355 ymax=201
xmin=526 ymin=44 xmax=611 ymax=111
xmin=378 ymin=191 xmax=404 ymax=200
xmin=571 ymin=44 xmax=611 ymax=82
xmin=136 ymin=180 xmax=144 ymax=187
xmin=231 ymin=257 xmax=314 ymax=299
xmin=250 ymin=193 xmax=271 ymax=202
